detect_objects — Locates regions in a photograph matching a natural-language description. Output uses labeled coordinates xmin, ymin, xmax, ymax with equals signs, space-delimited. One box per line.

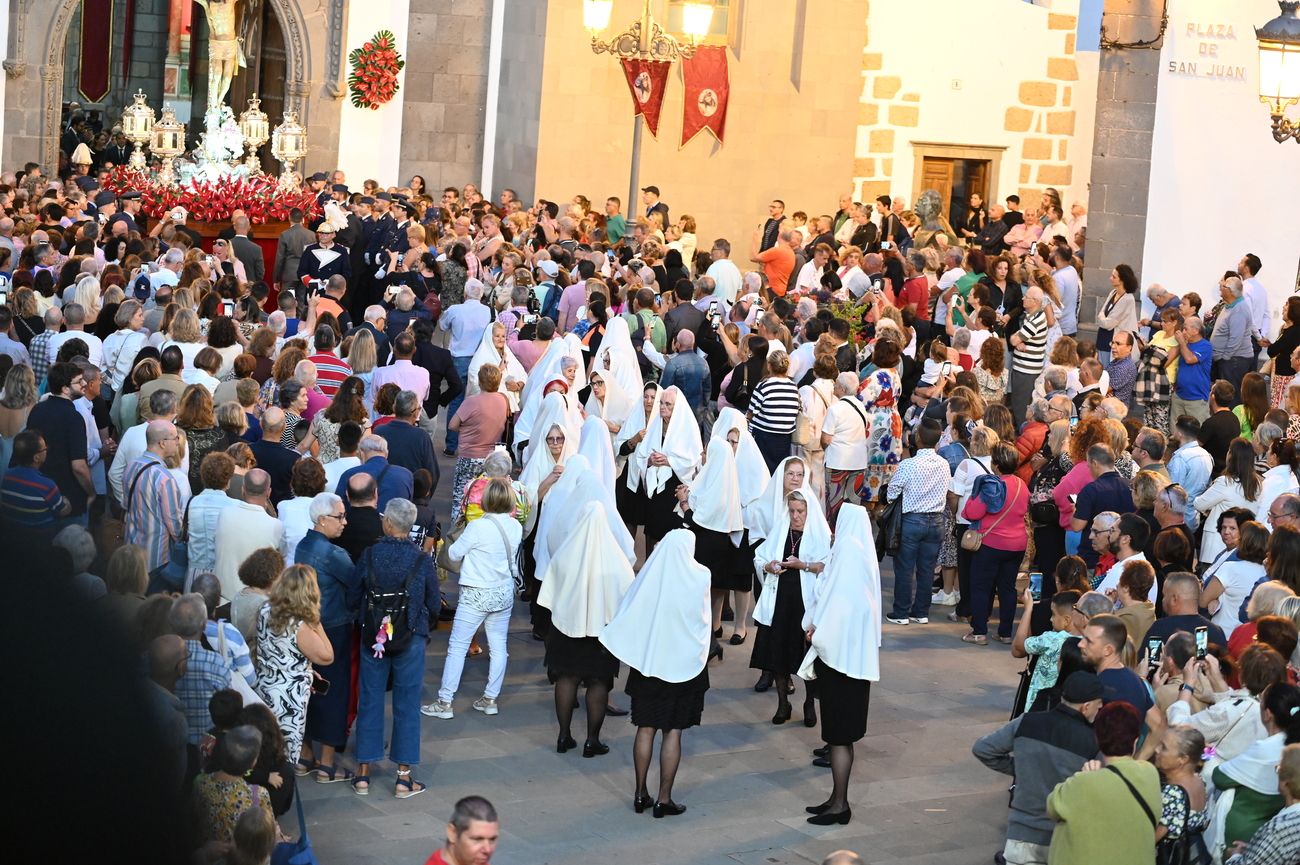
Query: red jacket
xmin=1015 ymin=421 xmax=1049 ymax=483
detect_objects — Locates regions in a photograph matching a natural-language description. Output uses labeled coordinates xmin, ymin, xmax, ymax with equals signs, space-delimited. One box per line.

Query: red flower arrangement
xmin=105 ymin=166 xmax=321 ymax=224
xmin=348 ymin=31 xmax=405 ymax=110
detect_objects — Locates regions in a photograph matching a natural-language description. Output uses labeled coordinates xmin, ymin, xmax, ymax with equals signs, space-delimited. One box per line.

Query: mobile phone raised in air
xmin=1028 ymin=571 xmax=1043 ymax=602
xmin=1147 ymin=638 xmax=1163 ymax=672
xmin=1195 ymin=626 xmax=1208 ymax=660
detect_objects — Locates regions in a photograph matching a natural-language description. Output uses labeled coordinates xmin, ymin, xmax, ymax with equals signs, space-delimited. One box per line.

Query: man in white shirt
xmin=109 ymin=390 xmax=188 ymax=506
xmin=793 ymin=243 xmax=833 ymax=296
xmin=45 ymin=302 xmax=104 ymax=368
xmin=74 ymin=363 xmax=110 ymax=498
xmin=323 ymin=421 xmax=364 ymax=491
xmin=1095 ymin=512 xmax=1154 ymax=602
xmin=786 ymin=318 xmax=825 ymax=383
xmin=1042 ymin=205 xmax=1070 ymax=244
xmin=704 ymin=238 xmax=743 ymax=303
xmin=935 ymin=248 xmax=966 ymax=330
xmin=1051 ymin=247 xmax=1081 ymax=337
xmin=1238 ymin=253 xmax=1271 ymax=356
xmin=151 ymin=248 xmax=184 ymax=290
xmin=214 ymin=469 xmax=285 ymax=601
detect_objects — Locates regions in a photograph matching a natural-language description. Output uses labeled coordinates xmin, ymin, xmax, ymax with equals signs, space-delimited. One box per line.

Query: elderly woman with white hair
xmin=52 ymin=523 xmax=106 ymax=600
xmin=384 ymin=286 xmax=431 ymax=340
xmin=101 ymin=298 xmax=148 ymax=398
xmin=349 ymin=498 xmax=439 ymax=798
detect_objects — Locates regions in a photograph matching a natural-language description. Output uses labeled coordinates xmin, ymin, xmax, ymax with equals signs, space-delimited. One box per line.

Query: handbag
xmin=792 ymin=386 xmax=829 ymax=449
xmin=436 ymin=517 xmax=466 ymax=576
xmin=271 ymin=792 xmax=318 ymax=865
xmin=875 ymin=489 xmax=904 ymax=559
xmin=961 ymin=482 xmax=1023 ymax=552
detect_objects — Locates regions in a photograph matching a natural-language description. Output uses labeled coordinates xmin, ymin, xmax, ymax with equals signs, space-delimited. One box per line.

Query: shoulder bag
xmin=271 ymin=792 xmax=318 ymax=865
xmin=216 ymin=619 xmax=265 ymax=707
xmin=486 ymin=514 xmax=525 ymax=597
xmin=960 ymin=482 xmax=1023 ymax=552
xmin=875 ymin=490 xmax=904 ymax=559
xmin=792 ymin=386 xmax=830 ymax=449
xmin=1105 ymin=764 xmax=1157 ymax=830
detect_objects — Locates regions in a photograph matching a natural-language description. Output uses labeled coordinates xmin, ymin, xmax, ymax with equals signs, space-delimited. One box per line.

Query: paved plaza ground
xmin=299 ymin=448 xmax=1027 ymax=865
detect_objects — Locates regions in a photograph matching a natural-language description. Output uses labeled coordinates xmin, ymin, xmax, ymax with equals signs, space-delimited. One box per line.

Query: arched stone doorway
xmin=24 ymin=0 xmax=313 ymax=170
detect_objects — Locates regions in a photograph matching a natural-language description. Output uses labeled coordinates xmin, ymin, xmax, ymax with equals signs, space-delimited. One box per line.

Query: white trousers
xmin=437 ymin=603 xmax=511 ymax=702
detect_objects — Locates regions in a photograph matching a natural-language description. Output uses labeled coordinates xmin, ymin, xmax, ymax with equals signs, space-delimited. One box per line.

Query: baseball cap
xmin=132 ymin=273 xmax=152 ymax=300
xmin=641 ymin=185 xmax=660 ymax=196
xmin=1061 ymin=671 xmax=1104 ymax=704
xmin=309 ymin=172 xmax=328 ymax=182
xmin=538 ymin=260 xmax=560 ymax=278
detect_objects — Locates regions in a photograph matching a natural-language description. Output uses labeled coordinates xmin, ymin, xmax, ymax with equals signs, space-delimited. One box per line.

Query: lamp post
xmin=150 ymin=105 xmax=187 ymax=187
xmin=1256 ymin=1 xmax=1300 ymax=142
xmin=120 ymin=90 xmax=156 ymax=172
xmin=584 ymin=0 xmax=713 ymax=216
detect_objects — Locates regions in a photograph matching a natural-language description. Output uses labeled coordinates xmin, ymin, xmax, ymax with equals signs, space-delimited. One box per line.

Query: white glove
xmin=375 ymin=268 xmax=386 ymax=280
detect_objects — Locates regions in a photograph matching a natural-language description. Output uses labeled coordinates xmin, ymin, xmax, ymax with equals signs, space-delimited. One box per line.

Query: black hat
xmin=641 ymin=185 xmax=660 ymax=196
xmin=397 ymin=200 xmax=417 ymax=216
xmin=1061 ymin=671 xmax=1104 ymax=704
xmin=331 ymin=183 xmax=349 ymax=194
xmin=309 ymin=172 xmax=328 ymax=182
xmin=119 ymin=190 xmax=142 ymax=200
xmin=375 ymin=192 xmax=393 ymax=202
xmin=93 ymin=190 xmax=116 ymax=207
xmin=359 ymin=196 xmax=375 ymax=206
xmin=74 ymin=176 xmax=99 ymax=193
xmin=132 ymin=273 xmax=152 ymax=301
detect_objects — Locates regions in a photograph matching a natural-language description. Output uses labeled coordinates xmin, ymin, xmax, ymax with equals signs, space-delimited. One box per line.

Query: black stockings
xmin=555 ymin=676 xmax=611 ymax=744
xmin=813 ymin=744 xmax=853 ymax=813
xmin=554 ymin=676 xmax=579 ymax=739
xmin=633 ymin=727 xmax=683 ymax=802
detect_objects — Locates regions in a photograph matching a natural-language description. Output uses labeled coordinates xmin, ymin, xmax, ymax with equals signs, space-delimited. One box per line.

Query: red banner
xmin=620 ymin=58 xmax=671 ymax=138
xmin=78 ymin=0 xmax=115 ymax=103
xmin=122 ymin=0 xmax=135 ymax=80
xmin=681 ymin=46 xmax=730 ymax=147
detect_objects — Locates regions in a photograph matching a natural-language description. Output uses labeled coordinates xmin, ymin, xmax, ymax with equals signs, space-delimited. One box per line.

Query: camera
xmin=523 ymin=313 xmax=539 ymax=325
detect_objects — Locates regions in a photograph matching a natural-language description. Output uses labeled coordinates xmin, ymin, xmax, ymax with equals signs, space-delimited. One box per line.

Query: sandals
xmin=314 ymin=763 xmax=356 ymax=784
xmin=351 ymin=774 xmax=370 ymax=796
xmin=395 ymin=769 xmax=427 ymax=799
xmin=961 ymin=632 xmax=988 ymax=645
xmin=991 ymin=634 xmax=1014 ymax=645
xmin=468 ymin=642 xmax=484 ymax=657
xmin=294 ymin=759 xmax=318 ymax=777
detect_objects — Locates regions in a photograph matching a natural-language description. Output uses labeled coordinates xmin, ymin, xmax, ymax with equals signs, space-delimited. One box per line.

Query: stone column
xmin=1080 ymin=0 xmax=1164 ymax=334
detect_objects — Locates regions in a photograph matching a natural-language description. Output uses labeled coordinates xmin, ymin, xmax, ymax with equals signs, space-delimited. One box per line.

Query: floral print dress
xmin=859 ymin=366 xmax=903 ymax=501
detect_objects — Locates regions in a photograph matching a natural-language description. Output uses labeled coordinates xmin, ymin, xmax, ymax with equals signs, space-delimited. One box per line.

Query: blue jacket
xmin=335 ymin=455 xmax=414 ymax=513
xmin=295 ymin=528 xmax=359 ymax=628
xmin=971 ymin=473 xmax=1008 ymax=514
xmin=346 ymin=536 xmax=439 ymax=638
xmin=659 ymin=351 xmax=711 ymax=411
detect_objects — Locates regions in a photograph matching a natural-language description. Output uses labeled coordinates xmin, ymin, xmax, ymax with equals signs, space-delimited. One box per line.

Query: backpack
xmin=360 ymin=548 xmax=422 ymax=658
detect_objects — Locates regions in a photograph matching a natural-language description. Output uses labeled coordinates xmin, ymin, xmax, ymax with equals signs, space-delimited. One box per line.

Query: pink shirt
xmin=508 ymin=336 xmax=548 ymax=372
xmin=1051 ymin=461 xmax=1094 ymax=529
xmin=962 ymin=475 xmax=1030 ymax=551
xmin=557 ymin=281 xmax=588 ymax=334
xmin=303 ymin=388 xmax=329 ymax=421
xmin=371 ymin=358 xmax=431 ymax=404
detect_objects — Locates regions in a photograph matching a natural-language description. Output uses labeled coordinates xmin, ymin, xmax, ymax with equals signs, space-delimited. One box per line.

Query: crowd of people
xmin=5 ymin=148 xmax=1300 ymax=864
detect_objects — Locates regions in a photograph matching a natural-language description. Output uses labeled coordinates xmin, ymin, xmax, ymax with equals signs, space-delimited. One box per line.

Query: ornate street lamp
xmin=270 ymin=110 xmax=308 ymax=191
xmin=238 ymin=94 xmax=271 ymax=175
xmin=120 ymin=90 xmax=156 ymax=171
xmin=584 ymin=0 xmax=713 ymax=210
xmin=1256 ymin=1 xmax=1300 ymax=142
xmin=150 ymin=105 xmax=187 ymax=187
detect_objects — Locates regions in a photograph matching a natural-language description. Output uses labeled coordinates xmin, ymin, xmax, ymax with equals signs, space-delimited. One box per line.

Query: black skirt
xmin=723 ymin=528 xmax=755 ymax=592
xmin=303 ymin=623 xmax=353 ymax=748
xmin=690 ymin=521 xmax=745 ymax=591
xmin=625 ymin=666 xmax=709 ymax=731
xmin=545 ymin=630 xmax=620 ymax=682
xmin=814 ymin=657 xmax=871 ymax=745
xmin=749 ymin=543 xmax=808 ymax=675
xmin=643 ymin=472 xmax=686 ymax=548
xmin=615 ymin=462 xmax=640 ymax=527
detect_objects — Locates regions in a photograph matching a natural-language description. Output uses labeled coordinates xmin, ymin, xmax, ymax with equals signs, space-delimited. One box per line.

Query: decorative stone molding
xmin=324 ymin=0 xmax=347 ymax=99
xmin=5 ymin=0 xmax=29 ymax=80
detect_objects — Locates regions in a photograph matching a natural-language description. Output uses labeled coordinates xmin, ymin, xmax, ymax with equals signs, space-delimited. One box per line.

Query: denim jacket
xmin=295 ymin=529 xmax=360 ymax=629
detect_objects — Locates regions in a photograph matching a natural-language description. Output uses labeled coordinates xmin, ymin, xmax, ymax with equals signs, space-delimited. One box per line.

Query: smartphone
xmin=1147 ymin=637 xmax=1163 ymax=672
xmin=880 ymin=240 xmax=893 ymax=251
xmin=1028 ymin=571 xmax=1043 ymax=602
xmin=221 ymin=299 xmax=235 ymax=316
xmin=1195 ymin=625 xmax=1208 ymax=660
xmin=1069 ymin=416 xmax=1079 ymax=430
xmin=653 ymin=293 xmax=661 ymax=308
xmin=312 ymin=676 xmax=331 ymax=696
xmin=0 ymin=292 xmax=7 ymax=307
xmin=939 ymin=361 xmax=953 ymax=379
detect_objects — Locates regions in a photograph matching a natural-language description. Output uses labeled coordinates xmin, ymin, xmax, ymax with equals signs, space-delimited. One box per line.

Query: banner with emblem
xmin=619 ymin=58 xmax=672 ymax=138
xmin=680 ymin=46 xmax=730 ymax=148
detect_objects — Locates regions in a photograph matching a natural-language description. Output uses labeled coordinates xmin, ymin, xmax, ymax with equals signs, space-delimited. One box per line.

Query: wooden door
xmin=920 ymin=158 xmax=954 ymax=218
xmin=966 ymin=160 xmax=990 ymax=206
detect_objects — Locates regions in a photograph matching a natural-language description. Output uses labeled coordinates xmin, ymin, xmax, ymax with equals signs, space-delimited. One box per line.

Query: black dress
xmin=749 ymin=531 xmax=809 ymax=675
xmin=625 ymin=666 xmax=709 ymax=731
xmin=643 ymin=471 xmax=686 ymax=549
xmin=615 ymin=444 xmax=641 ymax=528
xmin=685 ymin=512 xmax=744 ymax=591
xmin=545 ymin=629 xmax=620 ymax=684
xmin=814 ymin=657 xmax=871 ymax=745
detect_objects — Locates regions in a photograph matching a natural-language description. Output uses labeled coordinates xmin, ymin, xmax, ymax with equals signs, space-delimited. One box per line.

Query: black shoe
xmin=805 ymin=800 xmax=833 ymax=814
xmin=803 ymin=699 xmax=817 ymax=728
xmin=531 ymin=629 xmax=547 ymax=642
xmin=634 ymin=793 xmax=652 ymax=814
xmin=713 ymin=627 xmax=723 ymax=638
xmin=806 ymin=807 xmax=851 ymax=825
xmin=442 ymin=448 xmax=457 ymax=457
xmin=772 ymin=703 xmax=792 ymax=725
xmin=812 ymin=746 xmax=829 ymax=758
xmin=993 ymin=854 xmax=1007 ymax=865
xmin=582 ymin=740 xmax=609 ymax=758
xmin=721 ymin=605 xmax=735 ymax=621
xmin=812 ymin=756 xmax=831 ymax=768
xmin=653 ymin=800 xmax=687 ymax=818
xmin=556 ymin=734 xmax=577 ymax=754
xmin=708 ymin=642 xmax=724 ymax=662
xmin=754 ymin=672 xmax=773 ymax=693
xmin=729 ymin=631 xmax=747 ymax=645
xmin=607 ymin=701 xmax=629 ymax=717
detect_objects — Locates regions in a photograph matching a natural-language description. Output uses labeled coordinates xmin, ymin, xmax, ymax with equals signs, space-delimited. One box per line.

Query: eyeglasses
xmin=544 ymin=436 xmax=564 ymax=444
xmin=324 ymin=512 xmax=347 ymax=523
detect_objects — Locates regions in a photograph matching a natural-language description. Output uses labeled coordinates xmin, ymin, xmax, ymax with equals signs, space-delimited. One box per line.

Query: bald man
xmin=214 ymin=467 xmax=285 ymax=601
xmin=248 ymin=405 xmax=299 ymax=504
xmin=122 ymin=419 xmax=188 ymax=589
xmin=659 ymin=327 xmax=711 ymax=416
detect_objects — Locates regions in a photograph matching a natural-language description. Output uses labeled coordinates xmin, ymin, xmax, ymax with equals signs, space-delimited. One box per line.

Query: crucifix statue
xmin=195 ymin=0 xmax=245 ymax=110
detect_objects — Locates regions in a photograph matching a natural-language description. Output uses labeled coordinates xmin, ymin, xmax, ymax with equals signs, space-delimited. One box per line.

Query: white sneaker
xmin=910 ymin=617 xmax=930 ymax=625
xmin=885 ymin=616 xmax=910 ymax=625
xmin=930 ymin=591 xmax=952 ymax=605
xmin=473 ymin=696 xmax=499 ymax=715
xmin=421 ymin=700 xmax=454 ymax=719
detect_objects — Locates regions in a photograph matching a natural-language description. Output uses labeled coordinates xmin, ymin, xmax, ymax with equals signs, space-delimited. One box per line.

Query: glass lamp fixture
xmin=150 ymin=105 xmax=186 ymax=187
xmin=120 ymin=90 xmax=156 ymax=171
xmin=1257 ymin=0 xmax=1300 ymax=142
xmin=270 ymin=110 xmax=308 ymax=190
xmin=583 ymin=0 xmax=614 ymax=35
xmin=680 ymin=2 xmax=715 ymax=41
xmin=238 ymin=94 xmax=271 ymax=174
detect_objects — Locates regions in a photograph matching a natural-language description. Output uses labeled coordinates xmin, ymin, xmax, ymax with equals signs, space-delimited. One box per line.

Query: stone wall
xmin=400 ymin=0 xmax=491 ymax=191
xmin=490 ymin=0 xmax=547 ymax=205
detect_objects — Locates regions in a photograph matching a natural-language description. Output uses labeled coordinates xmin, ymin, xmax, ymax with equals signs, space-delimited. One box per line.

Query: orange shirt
xmin=756 ymin=245 xmax=795 ymax=296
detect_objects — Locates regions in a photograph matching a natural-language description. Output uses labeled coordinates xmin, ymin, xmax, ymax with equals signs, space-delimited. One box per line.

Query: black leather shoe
xmin=583 ymin=740 xmax=609 ymax=758
xmin=805 ymin=800 xmax=833 ymax=814
xmin=772 ymin=703 xmax=792 ymax=725
xmin=806 ymin=807 xmax=850 ymax=825
xmin=812 ymin=755 xmax=831 ymax=768
xmin=803 ymin=699 xmax=817 ymax=728
xmin=606 ymin=701 xmax=629 ymax=717
xmin=708 ymin=642 xmax=724 ymax=662
xmin=754 ymin=672 xmax=773 ymax=693
xmin=713 ymin=627 xmax=723 ymax=638
xmin=729 ymin=631 xmax=747 ymax=645
xmin=653 ymin=800 xmax=686 ymax=818
xmin=556 ymin=734 xmax=577 ymax=754
xmin=634 ymin=793 xmax=652 ymax=814
xmin=721 ymin=605 xmax=735 ymax=621
xmin=812 ymin=746 xmax=829 ymax=758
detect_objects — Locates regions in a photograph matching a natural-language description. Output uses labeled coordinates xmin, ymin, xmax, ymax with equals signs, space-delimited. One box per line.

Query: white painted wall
xmin=867 ymin=0 xmax=1095 ymax=207
xmin=0 ymin=0 xmax=9 ymax=165
xmin=1141 ymin=0 xmax=1299 ymax=335
xmin=335 ymin=0 xmax=410 ymax=187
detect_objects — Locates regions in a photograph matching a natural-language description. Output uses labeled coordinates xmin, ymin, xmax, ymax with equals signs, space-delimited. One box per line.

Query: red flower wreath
xmin=348 ymin=30 xmax=405 ymax=110
xmin=104 ymin=166 xmax=322 ymax=225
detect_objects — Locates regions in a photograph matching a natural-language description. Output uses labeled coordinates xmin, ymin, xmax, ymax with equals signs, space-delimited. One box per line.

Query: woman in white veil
xmin=629 ymin=386 xmax=703 ymax=555
xmin=600 ymin=529 xmax=711 ymax=818
xmin=750 ymin=489 xmax=831 ymax=726
xmin=591 ymin=314 xmax=643 ymax=400
xmin=466 ymin=321 xmax=528 ymax=412
xmin=711 ymin=407 xmax=770 ymax=646
xmin=585 ymin=368 xmax=633 ymax=440
xmin=797 ymin=503 xmax=880 ymax=826
xmin=537 ymin=501 xmax=635 ymax=758
xmin=614 ymin=381 xmax=659 ymax=537
xmin=577 ymin=414 xmax=618 ymax=490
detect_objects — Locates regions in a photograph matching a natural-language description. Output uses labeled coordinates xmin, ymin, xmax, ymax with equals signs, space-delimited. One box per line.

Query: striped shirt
xmin=1012 ymin=310 xmax=1048 ymax=375
xmin=203 ymin=619 xmax=257 ymax=688
xmin=0 ymin=466 xmax=66 ymax=534
xmin=123 ymin=452 xmax=188 ymax=572
xmin=749 ymin=376 xmax=801 ymax=434
xmin=308 ymin=351 xmax=353 ymax=398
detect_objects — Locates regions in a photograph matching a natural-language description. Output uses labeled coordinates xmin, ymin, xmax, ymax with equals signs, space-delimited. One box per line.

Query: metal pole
xmin=628 ymin=115 xmax=642 ymax=224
